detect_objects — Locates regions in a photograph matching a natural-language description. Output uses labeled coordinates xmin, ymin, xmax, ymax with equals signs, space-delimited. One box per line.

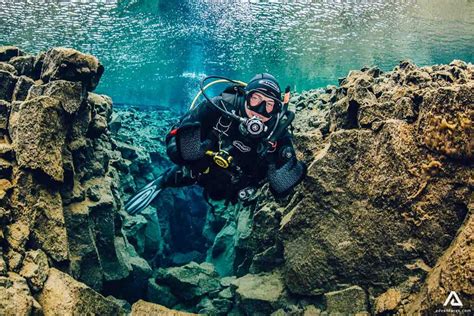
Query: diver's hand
xmin=175 ymin=122 xmax=211 ymax=162
xmin=267 ymin=158 xmax=307 ymax=197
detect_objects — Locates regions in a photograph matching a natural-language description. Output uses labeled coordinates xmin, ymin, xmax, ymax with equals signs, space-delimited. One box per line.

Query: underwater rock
xmin=12 ymin=96 xmax=66 ymax=182
xmin=404 ymin=213 xmax=474 ymax=314
xmin=231 ymin=271 xmax=285 ymax=315
xmin=0 ymin=70 xmax=17 ymax=102
xmin=0 ymin=62 xmax=17 ymax=75
xmin=1 ymin=45 xmax=472 ymax=315
xmin=156 ymin=261 xmax=222 ymax=301
xmin=0 ymin=47 xmax=151 ymax=312
xmin=279 ymin=61 xmax=473 ymax=298
xmin=12 ymin=75 xmax=35 ymax=102
xmin=28 ymin=80 xmax=86 ymax=114
xmin=0 ymin=272 xmax=37 ymax=315
xmin=131 ymin=299 xmax=197 ymax=316
xmin=0 ymin=46 xmax=24 ymax=62
xmin=147 ymin=278 xmax=179 ymax=307
xmin=19 ymin=249 xmax=49 ymax=292
xmin=9 ymin=55 xmax=35 ymax=78
xmin=38 ymin=268 xmax=125 ymax=315
xmin=324 ymin=286 xmax=368 ymax=315
xmin=41 ymin=47 xmax=104 ymax=91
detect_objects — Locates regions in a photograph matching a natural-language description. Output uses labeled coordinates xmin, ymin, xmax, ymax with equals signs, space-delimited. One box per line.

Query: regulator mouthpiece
xmin=240 ymin=116 xmax=267 ymax=137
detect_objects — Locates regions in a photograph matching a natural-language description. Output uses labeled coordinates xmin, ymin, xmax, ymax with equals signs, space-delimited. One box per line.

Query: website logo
xmin=443 ymin=291 xmax=463 ymax=307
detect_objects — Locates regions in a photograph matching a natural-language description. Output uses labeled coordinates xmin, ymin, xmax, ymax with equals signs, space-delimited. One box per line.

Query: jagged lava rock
xmin=28 ymin=80 xmax=86 ymax=114
xmin=279 ymin=60 xmax=473 ymax=297
xmin=37 ymin=268 xmax=125 ymax=315
xmin=12 ymin=96 xmax=66 ymax=182
xmin=41 ymin=47 xmax=104 ymax=91
xmin=0 ymin=70 xmax=17 ymax=101
xmin=324 ymin=285 xmax=368 ymax=314
xmin=0 ymin=46 xmax=24 ymax=62
xmin=0 ymin=272 xmax=40 ymax=315
xmin=156 ymin=261 xmax=222 ymax=301
xmin=405 ymin=212 xmax=474 ymax=314
xmin=231 ymin=271 xmax=285 ymax=315
xmin=131 ymin=299 xmax=197 ymax=315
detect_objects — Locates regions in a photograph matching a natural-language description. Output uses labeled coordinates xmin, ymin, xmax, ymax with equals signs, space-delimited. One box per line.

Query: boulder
xmin=89 ymin=92 xmax=113 ymax=122
xmin=418 ymin=84 xmax=473 ymax=160
xmin=41 ymin=47 xmax=104 ymax=91
xmin=5 ymin=220 xmax=30 ymax=251
xmin=324 ymin=286 xmax=368 ymax=315
xmin=147 ymin=278 xmax=178 ymax=307
xmin=0 ymin=62 xmax=17 ymax=74
xmin=9 ymin=55 xmax=35 ymax=77
xmin=12 ymin=96 xmax=66 ymax=182
xmin=0 ymin=70 xmax=17 ymax=101
xmin=19 ymin=249 xmax=49 ymax=291
xmin=37 ymin=268 xmax=125 ymax=315
xmin=231 ymin=271 xmax=285 ymax=315
xmin=0 ymin=272 xmax=37 ymax=315
xmin=5 ymin=249 xmax=23 ymax=272
xmin=375 ymin=288 xmax=402 ymax=314
xmin=28 ymin=80 xmax=85 ymax=114
xmin=12 ymin=76 xmax=35 ymax=102
xmin=0 ymin=46 xmax=24 ymax=62
xmin=131 ymin=299 xmax=197 ymax=315
xmin=0 ymin=100 xmax=9 ymax=130
xmin=281 ymin=120 xmax=470 ymax=295
xmin=405 ymin=214 xmax=474 ymax=314
xmin=156 ymin=261 xmax=222 ymax=301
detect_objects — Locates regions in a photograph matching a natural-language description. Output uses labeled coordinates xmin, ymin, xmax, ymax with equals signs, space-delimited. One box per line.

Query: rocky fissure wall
xmin=1 ymin=45 xmax=472 ymax=316
xmin=0 ymin=46 xmax=163 ymax=315
xmin=118 ymin=59 xmax=472 ymax=315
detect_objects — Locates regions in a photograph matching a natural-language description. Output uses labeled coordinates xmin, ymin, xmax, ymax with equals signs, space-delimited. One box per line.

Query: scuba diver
xmin=125 ymin=73 xmax=307 ymax=215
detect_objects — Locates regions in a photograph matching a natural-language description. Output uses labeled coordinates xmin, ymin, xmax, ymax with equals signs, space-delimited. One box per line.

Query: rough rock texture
xmin=12 ymin=96 xmax=66 ymax=182
xmin=279 ymin=60 xmax=473 ymax=301
xmin=404 ymin=211 xmax=473 ymax=314
xmin=1 ymin=45 xmax=472 ymax=315
xmin=324 ymin=285 xmax=368 ymax=314
xmin=0 ymin=272 xmax=40 ymax=315
xmin=131 ymin=299 xmax=197 ymax=315
xmin=231 ymin=271 xmax=286 ymax=315
xmin=41 ymin=47 xmax=104 ymax=91
xmin=37 ymin=268 xmax=125 ymax=315
xmin=116 ymin=60 xmax=472 ymax=315
xmin=0 ymin=46 xmax=163 ymax=314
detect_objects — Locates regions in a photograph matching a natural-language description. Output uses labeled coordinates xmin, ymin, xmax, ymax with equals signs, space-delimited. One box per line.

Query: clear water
xmin=1 ymin=0 xmax=473 ymax=109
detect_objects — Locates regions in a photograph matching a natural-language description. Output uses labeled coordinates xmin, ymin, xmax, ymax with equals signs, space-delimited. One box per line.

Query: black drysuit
xmin=163 ymin=88 xmax=303 ymax=204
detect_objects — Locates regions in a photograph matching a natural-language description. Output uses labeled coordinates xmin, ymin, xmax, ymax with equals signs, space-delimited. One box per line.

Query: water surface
xmin=1 ymin=0 xmax=473 ymax=109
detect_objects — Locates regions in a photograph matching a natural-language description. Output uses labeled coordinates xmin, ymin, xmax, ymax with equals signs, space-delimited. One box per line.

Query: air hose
xmin=190 ymin=76 xmax=247 ymax=110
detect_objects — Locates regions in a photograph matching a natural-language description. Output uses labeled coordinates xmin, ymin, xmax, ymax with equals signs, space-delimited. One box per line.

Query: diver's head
xmin=244 ymin=73 xmax=282 ymax=121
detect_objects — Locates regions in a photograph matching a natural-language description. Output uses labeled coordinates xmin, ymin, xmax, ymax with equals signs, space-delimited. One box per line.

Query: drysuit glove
xmin=267 ymin=158 xmax=307 ymax=198
xmin=175 ymin=122 xmax=211 ymax=162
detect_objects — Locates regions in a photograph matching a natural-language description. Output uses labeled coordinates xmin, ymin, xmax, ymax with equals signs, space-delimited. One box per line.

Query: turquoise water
xmin=1 ymin=0 xmax=473 ymax=109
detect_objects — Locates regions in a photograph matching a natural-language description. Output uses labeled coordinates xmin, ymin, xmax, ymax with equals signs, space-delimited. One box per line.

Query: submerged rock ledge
xmin=0 ymin=45 xmax=472 ymax=315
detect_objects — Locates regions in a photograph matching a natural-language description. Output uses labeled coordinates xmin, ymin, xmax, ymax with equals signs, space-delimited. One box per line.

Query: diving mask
xmin=245 ymin=90 xmax=282 ymax=118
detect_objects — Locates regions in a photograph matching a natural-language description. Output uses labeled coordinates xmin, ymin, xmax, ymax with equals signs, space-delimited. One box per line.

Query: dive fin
xmin=125 ymin=176 xmax=163 ymax=215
